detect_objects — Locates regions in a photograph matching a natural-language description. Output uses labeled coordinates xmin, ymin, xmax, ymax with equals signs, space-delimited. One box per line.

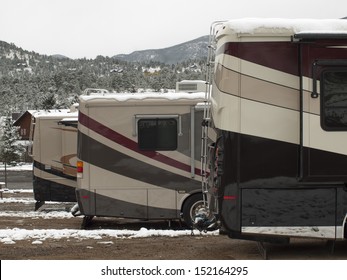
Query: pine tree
xmin=0 ymin=113 xmax=24 ymax=166
xmin=40 ymin=92 xmax=57 ymax=109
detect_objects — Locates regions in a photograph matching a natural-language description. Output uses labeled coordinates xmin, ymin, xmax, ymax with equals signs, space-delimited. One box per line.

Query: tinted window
xmin=138 ymin=118 xmax=177 ymax=150
xmin=321 ymin=70 xmax=347 ymax=131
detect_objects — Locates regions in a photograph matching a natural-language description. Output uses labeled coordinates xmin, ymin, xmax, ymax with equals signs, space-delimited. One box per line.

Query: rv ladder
xmin=200 ymin=21 xmax=225 ymax=210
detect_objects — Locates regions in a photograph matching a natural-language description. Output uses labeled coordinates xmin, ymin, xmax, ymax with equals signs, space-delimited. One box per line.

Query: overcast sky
xmin=1 ymin=0 xmax=346 ymax=59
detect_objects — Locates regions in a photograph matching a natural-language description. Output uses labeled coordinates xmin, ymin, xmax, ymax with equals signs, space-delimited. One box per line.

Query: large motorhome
xmin=76 ymin=91 xmax=207 ymax=227
xmin=30 ymin=108 xmax=78 ymax=210
xmin=199 ymin=18 xmax=347 ymax=242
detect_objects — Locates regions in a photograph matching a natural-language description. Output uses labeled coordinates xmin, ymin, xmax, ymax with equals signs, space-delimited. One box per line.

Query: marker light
xmin=77 ymin=161 xmax=83 ymax=178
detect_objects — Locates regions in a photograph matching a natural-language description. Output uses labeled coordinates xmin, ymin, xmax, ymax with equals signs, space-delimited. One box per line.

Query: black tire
xmin=35 ymin=201 xmax=45 ymax=211
xmin=182 ymin=193 xmax=204 ymax=227
xmin=81 ymin=215 xmax=94 ymax=229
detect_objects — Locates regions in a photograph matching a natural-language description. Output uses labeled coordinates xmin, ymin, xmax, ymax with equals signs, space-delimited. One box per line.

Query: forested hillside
xmin=0 ymin=39 xmax=207 ymax=115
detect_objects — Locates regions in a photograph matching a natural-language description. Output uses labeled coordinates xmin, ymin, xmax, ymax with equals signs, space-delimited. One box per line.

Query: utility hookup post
xmin=0 ymin=161 xmax=6 ymax=199
xmin=4 ymin=161 xmax=7 ymax=188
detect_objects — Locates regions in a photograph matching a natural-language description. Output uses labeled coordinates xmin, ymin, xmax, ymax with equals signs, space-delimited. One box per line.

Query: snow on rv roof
xmin=221 ymin=18 xmax=347 ymax=35
xmin=31 ymin=109 xmax=78 ymax=118
xmin=80 ymin=91 xmax=206 ymax=103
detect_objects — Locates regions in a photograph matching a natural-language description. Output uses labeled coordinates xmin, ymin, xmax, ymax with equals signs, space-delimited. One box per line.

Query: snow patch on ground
xmin=0 ymin=227 xmax=218 ymax=245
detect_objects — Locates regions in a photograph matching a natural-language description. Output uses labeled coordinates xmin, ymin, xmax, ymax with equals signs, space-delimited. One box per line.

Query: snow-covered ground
xmin=0 ymin=189 xmax=218 ymax=245
xmin=0 ymin=163 xmax=33 ymax=171
xmin=0 ymin=227 xmax=218 ymax=245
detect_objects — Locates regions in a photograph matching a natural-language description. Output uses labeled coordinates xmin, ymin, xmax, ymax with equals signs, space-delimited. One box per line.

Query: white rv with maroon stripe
xmin=201 ymin=18 xmax=347 ymax=243
xmin=76 ymin=91 xmax=207 ymax=227
xmin=30 ymin=108 xmax=78 ymax=210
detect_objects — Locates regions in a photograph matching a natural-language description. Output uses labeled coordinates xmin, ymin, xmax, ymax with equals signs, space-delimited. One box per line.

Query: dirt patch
xmin=1 ymin=191 xmax=347 ymax=260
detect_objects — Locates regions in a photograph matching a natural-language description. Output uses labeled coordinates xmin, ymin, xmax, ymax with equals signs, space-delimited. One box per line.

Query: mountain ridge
xmin=1 ymin=35 xmax=209 ymax=64
xmin=113 ymin=35 xmax=209 ymax=64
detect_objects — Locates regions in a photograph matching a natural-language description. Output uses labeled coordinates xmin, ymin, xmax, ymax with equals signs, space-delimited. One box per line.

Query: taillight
xmin=77 ymin=161 xmax=83 ymax=178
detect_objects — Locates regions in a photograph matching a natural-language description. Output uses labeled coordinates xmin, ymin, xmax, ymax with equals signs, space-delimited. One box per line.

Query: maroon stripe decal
xmin=79 ymin=111 xmax=201 ymax=175
xmin=218 ymin=41 xmax=347 ymax=78
xmin=217 ymin=42 xmax=299 ymax=76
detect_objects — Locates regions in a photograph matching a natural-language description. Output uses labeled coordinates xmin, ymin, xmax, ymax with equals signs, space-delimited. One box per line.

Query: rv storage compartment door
xmin=241 ymin=188 xmax=336 ymax=238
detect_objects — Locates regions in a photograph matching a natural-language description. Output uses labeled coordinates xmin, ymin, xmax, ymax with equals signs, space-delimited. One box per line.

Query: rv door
xmin=296 ymin=37 xmax=347 ymax=239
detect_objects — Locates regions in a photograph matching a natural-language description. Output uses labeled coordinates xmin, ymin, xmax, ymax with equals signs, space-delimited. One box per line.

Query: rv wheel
xmin=182 ymin=193 xmax=204 ymax=227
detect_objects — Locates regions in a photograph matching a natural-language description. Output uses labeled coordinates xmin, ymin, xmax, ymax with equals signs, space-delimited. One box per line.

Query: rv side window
xmin=321 ymin=70 xmax=347 ymax=131
xmin=138 ymin=118 xmax=177 ymax=150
